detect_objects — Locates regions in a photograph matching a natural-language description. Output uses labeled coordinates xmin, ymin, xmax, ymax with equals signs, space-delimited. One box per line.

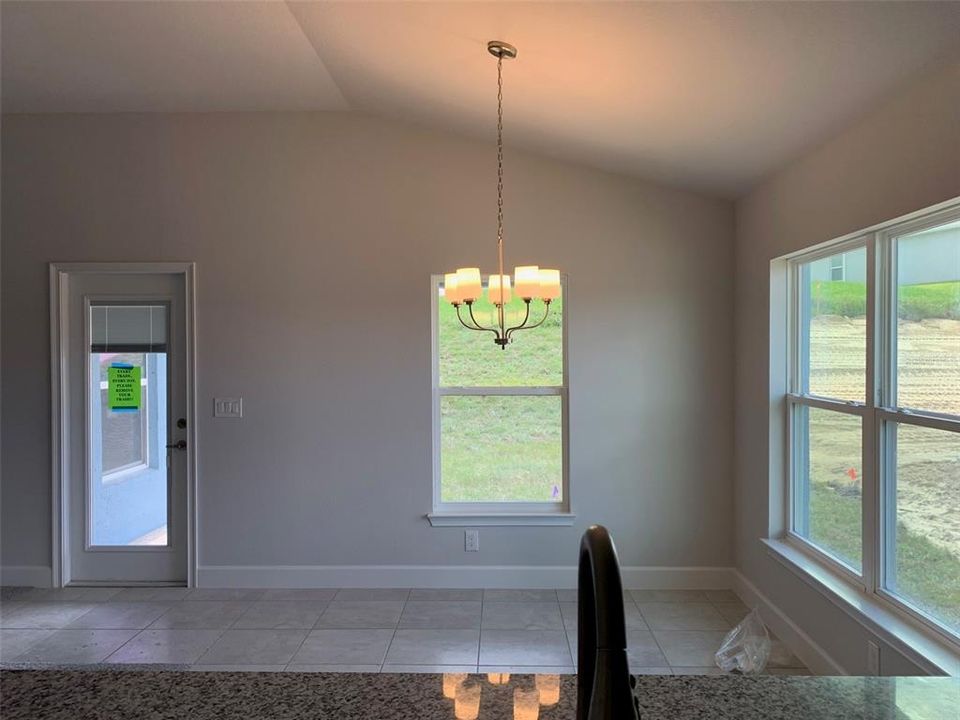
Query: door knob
xmin=166 ymin=440 xmax=187 ymax=450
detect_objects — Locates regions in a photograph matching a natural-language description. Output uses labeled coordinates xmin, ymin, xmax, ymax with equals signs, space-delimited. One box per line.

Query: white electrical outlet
xmin=867 ymin=640 xmax=881 ymax=675
xmin=465 ymin=529 xmax=479 ymax=552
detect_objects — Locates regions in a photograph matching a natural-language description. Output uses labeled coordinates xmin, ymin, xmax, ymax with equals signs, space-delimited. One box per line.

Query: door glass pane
xmin=800 ymin=248 xmax=867 ymax=401
xmin=440 ymin=395 xmax=562 ymax=503
xmin=793 ymin=406 xmax=863 ymax=571
xmin=896 ymin=220 xmax=960 ymax=416
xmin=885 ymin=423 xmax=960 ymax=634
xmin=89 ymin=305 xmax=169 ymax=547
xmin=438 ymin=281 xmax=562 ymax=387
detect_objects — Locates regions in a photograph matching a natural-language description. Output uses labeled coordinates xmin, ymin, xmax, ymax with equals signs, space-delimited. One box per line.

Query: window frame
xmin=782 ymin=201 xmax=960 ymax=650
xmin=785 ymin=234 xmax=874 ymax=590
xmin=428 ymin=273 xmax=573 ymax=526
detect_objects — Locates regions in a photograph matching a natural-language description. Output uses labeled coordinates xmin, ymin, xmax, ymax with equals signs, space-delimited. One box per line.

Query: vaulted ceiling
xmin=4 ymin=1 xmax=959 ymax=197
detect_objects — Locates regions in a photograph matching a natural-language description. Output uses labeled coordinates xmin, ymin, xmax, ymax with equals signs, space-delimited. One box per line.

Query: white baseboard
xmin=0 ymin=566 xmax=52 ymax=588
xmin=197 ymin=564 xmax=735 ymax=590
xmin=733 ymin=569 xmax=845 ymax=675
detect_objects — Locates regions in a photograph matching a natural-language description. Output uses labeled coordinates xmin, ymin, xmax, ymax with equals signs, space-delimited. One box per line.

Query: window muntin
xmin=433 ymin=275 xmax=567 ymax=512
xmin=786 ymin=207 xmax=960 ymax=644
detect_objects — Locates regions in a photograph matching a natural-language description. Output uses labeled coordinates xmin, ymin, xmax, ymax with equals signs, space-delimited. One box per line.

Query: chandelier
xmin=442 ymin=41 xmax=561 ymax=349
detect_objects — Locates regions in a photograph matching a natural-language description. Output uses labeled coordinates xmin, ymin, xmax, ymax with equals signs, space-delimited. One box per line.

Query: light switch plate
xmin=214 ymin=397 xmax=242 ymax=418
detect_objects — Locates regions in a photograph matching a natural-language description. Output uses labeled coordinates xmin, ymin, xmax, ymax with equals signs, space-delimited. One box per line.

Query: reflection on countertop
xmin=0 ymin=669 xmax=957 ymax=719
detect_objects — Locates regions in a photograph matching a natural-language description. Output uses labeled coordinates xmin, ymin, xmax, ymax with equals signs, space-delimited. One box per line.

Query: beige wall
xmin=735 ymin=61 xmax=960 ymax=673
xmin=1 ymin=112 xmax=734 ymax=579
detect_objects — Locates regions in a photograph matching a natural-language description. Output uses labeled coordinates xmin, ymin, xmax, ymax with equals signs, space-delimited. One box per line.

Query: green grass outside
xmin=440 ymin=395 xmax=562 ymax=503
xmin=810 ymin=280 xmax=960 ymax=320
xmin=808 ymin=484 xmax=960 ymax=633
xmin=808 ymin=481 xmax=862 ymax=569
xmin=438 ymin=294 xmax=562 ymax=387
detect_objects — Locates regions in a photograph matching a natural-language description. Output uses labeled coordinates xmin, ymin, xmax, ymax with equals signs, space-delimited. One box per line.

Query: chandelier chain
xmin=496 ymin=54 xmax=505 ymax=330
xmin=496 ymin=54 xmax=504 ymax=250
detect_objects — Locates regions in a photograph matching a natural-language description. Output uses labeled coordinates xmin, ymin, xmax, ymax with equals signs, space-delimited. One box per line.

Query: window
xmin=430 ymin=274 xmax=569 ymax=524
xmin=829 ymin=254 xmax=846 ymax=281
xmin=785 ymin=205 xmax=960 ymax=643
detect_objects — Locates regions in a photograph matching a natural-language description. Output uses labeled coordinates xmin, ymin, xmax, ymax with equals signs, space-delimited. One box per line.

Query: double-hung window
xmin=785 ymin=202 xmax=960 ymax=644
xmin=429 ymin=274 xmax=570 ymax=525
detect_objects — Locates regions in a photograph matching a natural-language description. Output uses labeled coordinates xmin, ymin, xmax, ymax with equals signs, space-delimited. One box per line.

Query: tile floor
xmin=0 ymin=587 xmax=808 ymax=674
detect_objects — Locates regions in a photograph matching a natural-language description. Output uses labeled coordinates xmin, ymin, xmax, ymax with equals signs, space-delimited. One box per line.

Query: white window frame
xmin=427 ymin=273 xmax=573 ymax=527
xmin=782 ymin=200 xmax=960 ymax=652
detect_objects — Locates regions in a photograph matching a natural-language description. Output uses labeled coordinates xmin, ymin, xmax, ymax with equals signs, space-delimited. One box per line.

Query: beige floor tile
xmin=195 ymin=629 xmax=308 ymax=665
xmin=399 ymin=601 xmax=482 ymax=629
xmin=291 ymin=629 xmax=394 ymax=665
xmin=315 ymin=600 xmax=403 ymax=629
xmin=14 ymin=628 xmax=137 ymax=663
xmin=105 ymin=629 xmax=224 ymax=664
xmin=385 ymin=629 xmax=480 ymax=665
xmin=481 ymin=602 xmax=563 ymax=630
xmin=479 ymin=629 xmax=572 ymax=666
xmin=232 ymin=601 xmax=325 ymax=629
xmin=637 ymin=602 xmax=730 ymax=631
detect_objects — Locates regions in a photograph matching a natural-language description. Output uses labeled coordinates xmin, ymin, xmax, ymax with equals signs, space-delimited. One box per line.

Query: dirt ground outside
xmin=808 ymin=316 xmax=959 ymax=558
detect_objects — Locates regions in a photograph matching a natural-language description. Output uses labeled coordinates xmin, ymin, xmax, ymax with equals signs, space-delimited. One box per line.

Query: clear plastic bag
xmin=714 ymin=608 xmax=771 ymax=674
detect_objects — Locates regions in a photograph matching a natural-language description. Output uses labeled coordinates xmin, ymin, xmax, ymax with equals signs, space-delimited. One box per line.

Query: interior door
xmin=67 ymin=272 xmax=188 ymax=584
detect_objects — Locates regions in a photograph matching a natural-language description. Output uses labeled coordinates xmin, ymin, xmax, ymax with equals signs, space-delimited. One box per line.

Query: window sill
xmin=762 ymin=537 xmax=960 ymax=676
xmin=427 ymin=512 xmax=576 ymax=527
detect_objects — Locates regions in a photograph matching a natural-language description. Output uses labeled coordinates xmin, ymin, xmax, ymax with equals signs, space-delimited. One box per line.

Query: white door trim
xmin=49 ymin=262 xmax=198 ymax=587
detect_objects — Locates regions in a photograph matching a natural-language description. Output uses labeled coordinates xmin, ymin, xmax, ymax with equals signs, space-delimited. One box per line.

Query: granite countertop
xmin=1 ymin=669 xmax=957 ymax=719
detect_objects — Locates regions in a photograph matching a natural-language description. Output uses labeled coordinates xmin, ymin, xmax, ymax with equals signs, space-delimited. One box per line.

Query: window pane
xmin=896 ymin=220 xmax=960 ymax=416
xmin=800 ymin=248 xmax=866 ymax=401
xmin=90 ymin=346 xmax=169 ymax=547
xmin=438 ymin=283 xmax=562 ymax=387
xmin=440 ymin=395 xmax=562 ymax=503
xmin=885 ymin=423 xmax=960 ymax=634
xmin=794 ymin=406 xmax=862 ymax=571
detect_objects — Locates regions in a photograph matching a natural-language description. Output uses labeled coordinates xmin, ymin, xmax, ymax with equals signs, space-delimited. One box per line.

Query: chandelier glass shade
xmin=442 ymin=41 xmax=561 ymax=349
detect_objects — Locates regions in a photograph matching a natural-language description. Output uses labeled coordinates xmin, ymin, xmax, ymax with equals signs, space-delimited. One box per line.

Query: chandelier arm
xmin=458 ymin=302 xmax=501 ymax=339
xmin=506 ymin=301 xmax=551 ymax=339
xmin=455 ymin=303 xmax=486 ymax=331
xmin=504 ymin=299 xmax=531 ymax=336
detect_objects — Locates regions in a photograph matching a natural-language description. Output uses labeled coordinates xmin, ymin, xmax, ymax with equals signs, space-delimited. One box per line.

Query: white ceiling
xmin=3 ymin=1 xmax=959 ymax=197
xmin=1 ymin=1 xmax=347 ymax=113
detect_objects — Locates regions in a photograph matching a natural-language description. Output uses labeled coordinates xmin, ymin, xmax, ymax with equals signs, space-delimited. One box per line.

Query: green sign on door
xmin=108 ymin=364 xmax=141 ymax=412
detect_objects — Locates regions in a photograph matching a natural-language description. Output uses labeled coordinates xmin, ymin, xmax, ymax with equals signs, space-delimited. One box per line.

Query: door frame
xmin=50 ymin=262 xmax=198 ymax=587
